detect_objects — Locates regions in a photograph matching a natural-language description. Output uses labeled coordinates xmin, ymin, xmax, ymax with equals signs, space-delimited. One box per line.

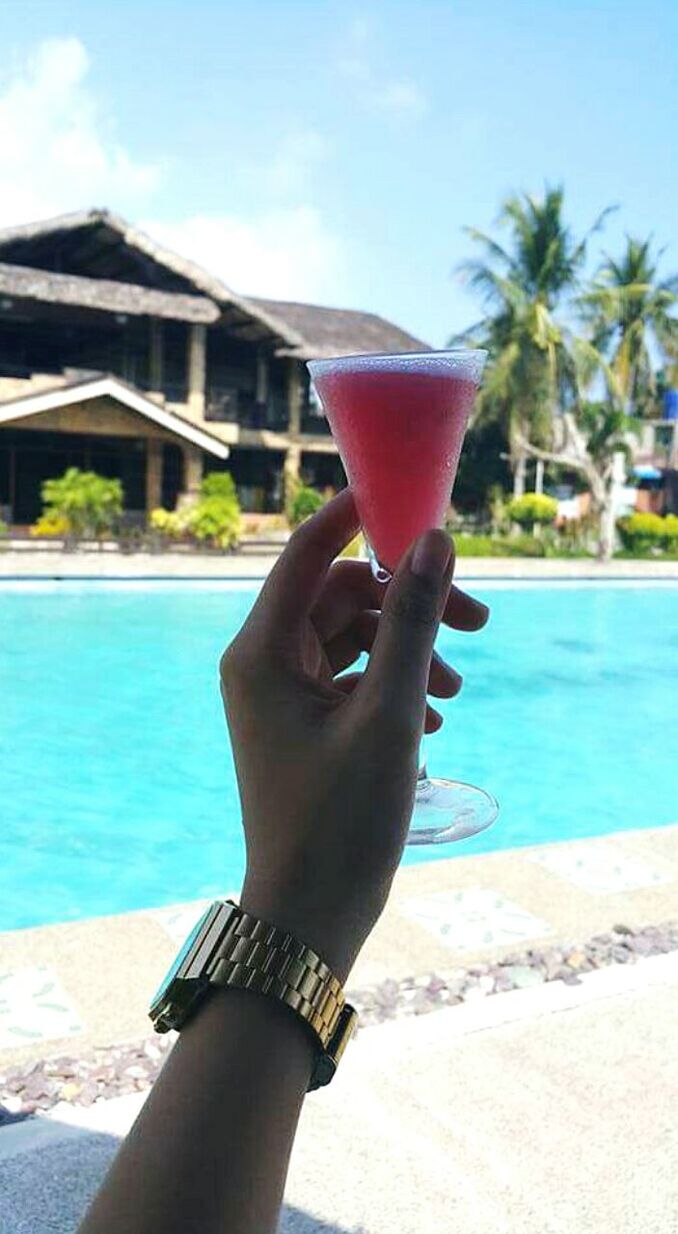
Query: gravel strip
xmin=1 ymin=920 xmax=676 ymax=1123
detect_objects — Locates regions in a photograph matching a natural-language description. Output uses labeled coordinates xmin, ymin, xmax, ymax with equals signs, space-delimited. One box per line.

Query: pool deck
xmin=1 ymin=823 xmax=676 ymax=1072
xmin=1 ymin=547 xmax=677 ymax=580
xmin=2 ymin=952 xmax=677 ymax=1233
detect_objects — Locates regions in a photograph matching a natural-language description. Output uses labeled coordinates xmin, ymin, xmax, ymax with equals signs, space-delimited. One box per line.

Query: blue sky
xmin=0 ymin=0 xmax=676 ymax=345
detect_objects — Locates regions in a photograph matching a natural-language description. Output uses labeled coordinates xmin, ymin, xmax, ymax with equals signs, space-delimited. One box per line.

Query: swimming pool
xmin=1 ymin=581 xmax=676 ymax=932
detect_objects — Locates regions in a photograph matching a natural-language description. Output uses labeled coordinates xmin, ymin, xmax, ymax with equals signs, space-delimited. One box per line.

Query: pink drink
xmin=309 ymin=352 xmax=485 ymax=572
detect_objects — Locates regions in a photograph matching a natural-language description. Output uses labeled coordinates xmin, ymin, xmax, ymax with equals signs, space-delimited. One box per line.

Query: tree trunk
xmin=513 ymin=451 xmax=527 ymax=498
xmin=596 ymin=489 xmax=616 ymax=562
xmin=596 ymin=451 xmax=625 ymax=563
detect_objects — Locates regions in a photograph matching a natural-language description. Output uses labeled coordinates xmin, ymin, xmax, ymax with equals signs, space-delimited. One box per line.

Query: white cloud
xmin=0 ymin=37 xmax=160 ymax=227
xmin=338 ymin=18 xmax=428 ymax=119
xmin=0 ymin=37 xmax=344 ymax=306
xmin=370 ymin=80 xmax=428 ymax=118
xmin=263 ymin=129 xmax=328 ymax=197
xmin=142 ymin=207 xmax=343 ymax=303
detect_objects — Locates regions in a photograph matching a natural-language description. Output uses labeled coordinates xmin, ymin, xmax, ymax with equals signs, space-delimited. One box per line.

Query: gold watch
xmin=149 ymin=900 xmax=357 ymax=1090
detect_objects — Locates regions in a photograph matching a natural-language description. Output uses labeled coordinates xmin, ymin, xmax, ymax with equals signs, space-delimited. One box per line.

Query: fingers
xmin=312 ymin=558 xmax=488 ymax=644
xmin=444 ymin=584 xmax=489 ymax=631
xmin=334 ymin=672 xmax=444 ymax=733
xmin=324 ymin=610 xmax=463 ymax=697
xmin=250 ymin=489 xmax=359 ymax=634
xmin=358 ymin=529 xmax=455 ymax=733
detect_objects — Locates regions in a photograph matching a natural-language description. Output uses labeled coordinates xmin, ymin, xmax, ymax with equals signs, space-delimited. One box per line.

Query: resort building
xmin=0 ymin=209 xmax=426 ymax=525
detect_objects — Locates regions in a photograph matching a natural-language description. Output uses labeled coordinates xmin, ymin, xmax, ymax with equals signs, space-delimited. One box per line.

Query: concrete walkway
xmin=1 ymin=952 xmax=676 ymax=1233
xmin=1 ymin=547 xmax=677 ymax=580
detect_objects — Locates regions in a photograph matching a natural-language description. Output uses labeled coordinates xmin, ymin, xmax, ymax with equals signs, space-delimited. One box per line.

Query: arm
xmin=78 ymin=489 xmax=488 ymax=1234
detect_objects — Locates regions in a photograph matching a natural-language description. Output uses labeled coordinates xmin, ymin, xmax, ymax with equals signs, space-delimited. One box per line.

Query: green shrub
xmin=616 ymin=512 xmax=666 ymax=554
xmin=200 ymin=471 xmax=238 ymax=501
xmin=40 ymin=468 xmax=123 ymax=540
xmin=500 ymin=532 xmax=548 ymax=557
xmin=453 ymin=534 xmax=500 ymax=557
xmin=186 ymin=496 xmax=241 ymax=551
xmin=0 ymin=518 xmax=8 ymax=538
xmin=506 ymin=492 xmax=559 ymax=528
xmin=662 ymin=514 xmax=678 ymax=546
xmin=288 ymin=484 xmax=325 ymax=527
xmin=149 ymin=507 xmax=186 ymax=540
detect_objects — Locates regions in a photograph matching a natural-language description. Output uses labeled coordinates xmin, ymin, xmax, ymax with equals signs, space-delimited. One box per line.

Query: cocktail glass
xmin=307 ymin=349 xmax=498 ymax=845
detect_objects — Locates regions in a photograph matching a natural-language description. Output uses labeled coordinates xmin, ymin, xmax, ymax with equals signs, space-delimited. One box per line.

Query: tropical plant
xmin=579 ymin=237 xmax=678 ymax=416
xmin=506 ymin=492 xmax=558 ymax=529
xmin=40 ymin=469 xmax=123 ymax=541
xmin=454 ymin=185 xmax=612 ymax=495
xmin=288 ymin=484 xmax=325 ymax=527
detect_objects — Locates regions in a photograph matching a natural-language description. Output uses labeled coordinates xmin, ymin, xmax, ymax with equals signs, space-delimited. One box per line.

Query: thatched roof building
xmin=249 ymin=297 xmax=430 ymax=360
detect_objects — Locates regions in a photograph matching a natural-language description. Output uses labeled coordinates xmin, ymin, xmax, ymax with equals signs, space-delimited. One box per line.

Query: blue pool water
xmin=1 ymin=581 xmax=676 ymax=932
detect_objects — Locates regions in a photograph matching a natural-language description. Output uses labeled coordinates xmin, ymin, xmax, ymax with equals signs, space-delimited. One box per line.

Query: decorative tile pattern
xmin=528 ymin=842 xmax=672 ymax=894
xmin=0 ymin=967 xmax=82 ymax=1047
xmin=404 ymin=889 xmax=549 ymax=950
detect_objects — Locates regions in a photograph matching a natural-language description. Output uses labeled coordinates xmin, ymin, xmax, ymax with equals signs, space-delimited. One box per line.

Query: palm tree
xmin=454 ymin=186 xmax=611 ymax=495
xmin=580 ymin=237 xmax=678 ymax=416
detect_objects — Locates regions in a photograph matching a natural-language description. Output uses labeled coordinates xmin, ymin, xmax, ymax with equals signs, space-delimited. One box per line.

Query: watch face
xmin=150 ymin=904 xmax=213 ymax=1013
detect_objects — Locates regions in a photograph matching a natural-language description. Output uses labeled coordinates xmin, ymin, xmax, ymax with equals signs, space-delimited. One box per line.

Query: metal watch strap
xmin=208 ymin=903 xmax=357 ymax=1089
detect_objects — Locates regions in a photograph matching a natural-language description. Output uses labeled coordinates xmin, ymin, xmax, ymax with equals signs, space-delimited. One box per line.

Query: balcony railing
xmin=206 ymin=389 xmax=290 ymax=431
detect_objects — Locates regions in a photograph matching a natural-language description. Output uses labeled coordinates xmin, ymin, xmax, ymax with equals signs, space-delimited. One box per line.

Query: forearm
xmin=78 ymin=987 xmax=315 ymax=1234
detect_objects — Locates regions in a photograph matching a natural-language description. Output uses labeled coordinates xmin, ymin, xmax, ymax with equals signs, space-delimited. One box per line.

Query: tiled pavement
xmin=0 ymin=824 xmax=676 ymax=1070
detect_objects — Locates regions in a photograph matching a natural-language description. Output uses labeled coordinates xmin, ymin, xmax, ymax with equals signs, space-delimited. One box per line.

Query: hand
xmin=220 ymin=490 xmax=488 ymax=981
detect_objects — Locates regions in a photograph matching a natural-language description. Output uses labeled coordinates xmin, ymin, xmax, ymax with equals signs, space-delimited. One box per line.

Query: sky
xmin=0 ymin=0 xmax=676 ymax=346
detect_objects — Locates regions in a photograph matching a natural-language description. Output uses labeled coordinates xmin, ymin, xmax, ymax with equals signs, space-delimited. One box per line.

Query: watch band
xmin=207 ymin=902 xmax=357 ymax=1089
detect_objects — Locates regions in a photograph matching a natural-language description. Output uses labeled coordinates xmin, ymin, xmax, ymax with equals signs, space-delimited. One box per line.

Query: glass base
xmin=366 ymin=539 xmax=392 ymax=584
xmin=407 ymin=772 xmax=499 ymax=846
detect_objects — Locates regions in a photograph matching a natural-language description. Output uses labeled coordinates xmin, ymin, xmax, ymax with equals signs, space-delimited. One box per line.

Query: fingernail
xmin=411 ymin=530 xmax=452 ymax=582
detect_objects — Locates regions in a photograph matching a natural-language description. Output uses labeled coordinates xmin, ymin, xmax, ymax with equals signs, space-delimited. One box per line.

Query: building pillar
xmin=283 ymin=443 xmax=302 ymax=510
xmin=284 ymin=359 xmax=303 ymax=509
xmin=145 ymin=438 xmax=163 ymax=512
xmin=256 ymin=348 xmax=269 ymax=404
xmin=149 ymin=320 xmax=164 ymax=397
xmin=287 ymin=359 xmax=302 ymax=436
xmin=177 ymin=444 xmax=203 ymax=509
xmin=534 ymin=458 xmax=544 ymax=494
xmin=187 ymin=324 xmax=207 ymax=420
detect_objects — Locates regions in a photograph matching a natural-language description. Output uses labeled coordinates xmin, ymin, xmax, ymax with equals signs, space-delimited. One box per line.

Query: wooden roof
xmin=0 ymin=261 xmax=219 ymax=323
xmin=248 ymin=297 xmax=429 ymax=360
xmin=0 ymin=373 xmax=230 ymax=458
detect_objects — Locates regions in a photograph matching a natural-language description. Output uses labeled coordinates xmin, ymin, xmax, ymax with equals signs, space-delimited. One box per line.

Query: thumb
xmin=360 ymin=529 xmax=455 ymax=732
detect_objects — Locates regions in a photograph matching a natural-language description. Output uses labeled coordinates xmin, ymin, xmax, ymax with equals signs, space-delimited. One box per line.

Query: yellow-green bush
xmin=149 ymin=508 xmax=186 ymax=540
xmin=186 ymin=496 xmax=241 ymax=551
xmin=30 ymin=511 xmax=72 ymax=538
xmin=506 ymin=492 xmax=558 ymax=527
xmin=617 ymin=512 xmax=666 ymax=553
xmin=40 ymin=468 xmax=123 ymax=539
xmin=288 ymin=485 xmax=325 ymax=527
